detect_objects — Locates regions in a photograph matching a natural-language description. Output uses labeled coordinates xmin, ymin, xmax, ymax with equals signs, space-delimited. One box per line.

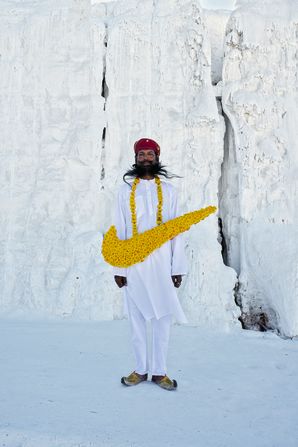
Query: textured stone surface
xmin=221 ymin=0 xmax=298 ymax=336
xmin=204 ymin=9 xmax=231 ymax=85
xmin=0 ymin=0 xmax=109 ymax=318
xmin=102 ymin=0 xmax=239 ymax=327
xmin=0 ymin=0 xmax=240 ymax=328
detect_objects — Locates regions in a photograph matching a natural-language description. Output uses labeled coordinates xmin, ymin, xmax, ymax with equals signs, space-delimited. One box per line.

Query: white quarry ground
xmin=0 ymin=318 xmax=297 ymax=447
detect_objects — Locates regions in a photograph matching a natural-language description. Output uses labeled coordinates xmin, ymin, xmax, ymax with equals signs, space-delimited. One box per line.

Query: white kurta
xmin=113 ymin=178 xmax=188 ymax=323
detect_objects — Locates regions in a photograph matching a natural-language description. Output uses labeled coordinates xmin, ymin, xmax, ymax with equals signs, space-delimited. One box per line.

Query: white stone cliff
xmin=0 ymin=0 xmax=297 ymax=336
xmin=221 ymin=0 xmax=298 ymax=336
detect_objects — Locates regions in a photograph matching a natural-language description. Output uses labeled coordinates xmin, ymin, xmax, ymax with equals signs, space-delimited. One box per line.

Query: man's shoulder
xmin=160 ymin=180 xmax=178 ymax=194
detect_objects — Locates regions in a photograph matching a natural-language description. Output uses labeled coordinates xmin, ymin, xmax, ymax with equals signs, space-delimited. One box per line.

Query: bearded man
xmin=114 ymin=138 xmax=188 ymax=391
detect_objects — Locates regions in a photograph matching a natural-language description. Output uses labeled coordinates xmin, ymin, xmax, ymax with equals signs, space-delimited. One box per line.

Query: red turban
xmin=134 ymin=138 xmax=160 ymax=156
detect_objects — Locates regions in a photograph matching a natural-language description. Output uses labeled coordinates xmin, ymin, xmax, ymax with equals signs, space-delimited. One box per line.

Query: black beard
xmin=134 ymin=162 xmax=161 ymax=177
xmin=123 ymin=161 xmax=181 ymax=185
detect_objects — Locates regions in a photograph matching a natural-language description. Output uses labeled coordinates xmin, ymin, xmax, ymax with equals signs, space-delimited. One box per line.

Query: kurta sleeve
xmin=113 ymin=189 xmax=127 ymax=277
xmin=170 ymin=187 xmax=188 ymax=276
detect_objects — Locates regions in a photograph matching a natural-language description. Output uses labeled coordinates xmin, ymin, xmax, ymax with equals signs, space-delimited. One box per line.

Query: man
xmin=114 ymin=138 xmax=187 ymax=391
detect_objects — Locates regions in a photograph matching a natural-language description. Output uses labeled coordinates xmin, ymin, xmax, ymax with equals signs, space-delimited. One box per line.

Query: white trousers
xmin=126 ymin=296 xmax=172 ymax=376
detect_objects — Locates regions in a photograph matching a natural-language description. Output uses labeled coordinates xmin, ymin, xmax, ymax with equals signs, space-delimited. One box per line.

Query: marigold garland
xmin=102 ymin=201 xmax=217 ymax=268
xmin=130 ymin=176 xmax=163 ymax=236
xmin=130 ymin=177 xmax=138 ymax=237
xmin=155 ymin=176 xmax=163 ymax=226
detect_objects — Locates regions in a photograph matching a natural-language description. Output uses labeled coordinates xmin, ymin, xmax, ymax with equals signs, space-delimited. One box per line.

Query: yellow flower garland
xmin=101 ymin=177 xmax=217 ymax=268
xmin=130 ymin=176 xmax=163 ymax=236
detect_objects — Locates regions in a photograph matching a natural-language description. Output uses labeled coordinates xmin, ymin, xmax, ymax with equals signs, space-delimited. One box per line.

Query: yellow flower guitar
xmin=102 ymin=205 xmax=217 ymax=268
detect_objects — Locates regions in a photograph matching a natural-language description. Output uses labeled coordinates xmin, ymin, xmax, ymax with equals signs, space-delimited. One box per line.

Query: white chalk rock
xmin=0 ymin=0 xmax=110 ymax=318
xmin=203 ymin=9 xmax=231 ymax=85
xmin=0 ymin=0 xmax=240 ymax=328
xmin=221 ymin=0 xmax=298 ymax=336
xmin=102 ymin=0 xmax=239 ymax=328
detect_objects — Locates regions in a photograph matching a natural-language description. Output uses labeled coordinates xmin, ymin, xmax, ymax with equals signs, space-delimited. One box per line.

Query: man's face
xmin=136 ymin=149 xmax=157 ymax=166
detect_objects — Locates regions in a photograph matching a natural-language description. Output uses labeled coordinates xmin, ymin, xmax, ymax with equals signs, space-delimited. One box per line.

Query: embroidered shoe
xmin=121 ymin=371 xmax=148 ymax=386
xmin=151 ymin=375 xmax=178 ymax=391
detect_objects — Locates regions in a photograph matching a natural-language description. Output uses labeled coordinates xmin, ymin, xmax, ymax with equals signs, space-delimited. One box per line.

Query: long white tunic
xmin=113 ymin=178 xmax=188 ymax=323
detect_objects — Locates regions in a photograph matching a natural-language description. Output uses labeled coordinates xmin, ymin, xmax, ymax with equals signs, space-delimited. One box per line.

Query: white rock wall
xmin=102 ymin=0 xmax=239 ymax=328
xmin=0 ymin=0 xmax=110 ymax=319
xmin=4 ymin=0 xmax=298 ymax=337
xmin=0 ymin=0 xmax=240 ymax=328
xmin=203 ymin=9 xmax=231 ymax=84
xmin=221 ymin=0 xmax=298 ymax=336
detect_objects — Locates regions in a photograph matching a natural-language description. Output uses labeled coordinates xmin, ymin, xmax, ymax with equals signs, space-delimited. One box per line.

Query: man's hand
xmin=114 ymin=275 xmax=127 ymax=288
xmin=172 ymin=275 xmax=182 ymax=288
